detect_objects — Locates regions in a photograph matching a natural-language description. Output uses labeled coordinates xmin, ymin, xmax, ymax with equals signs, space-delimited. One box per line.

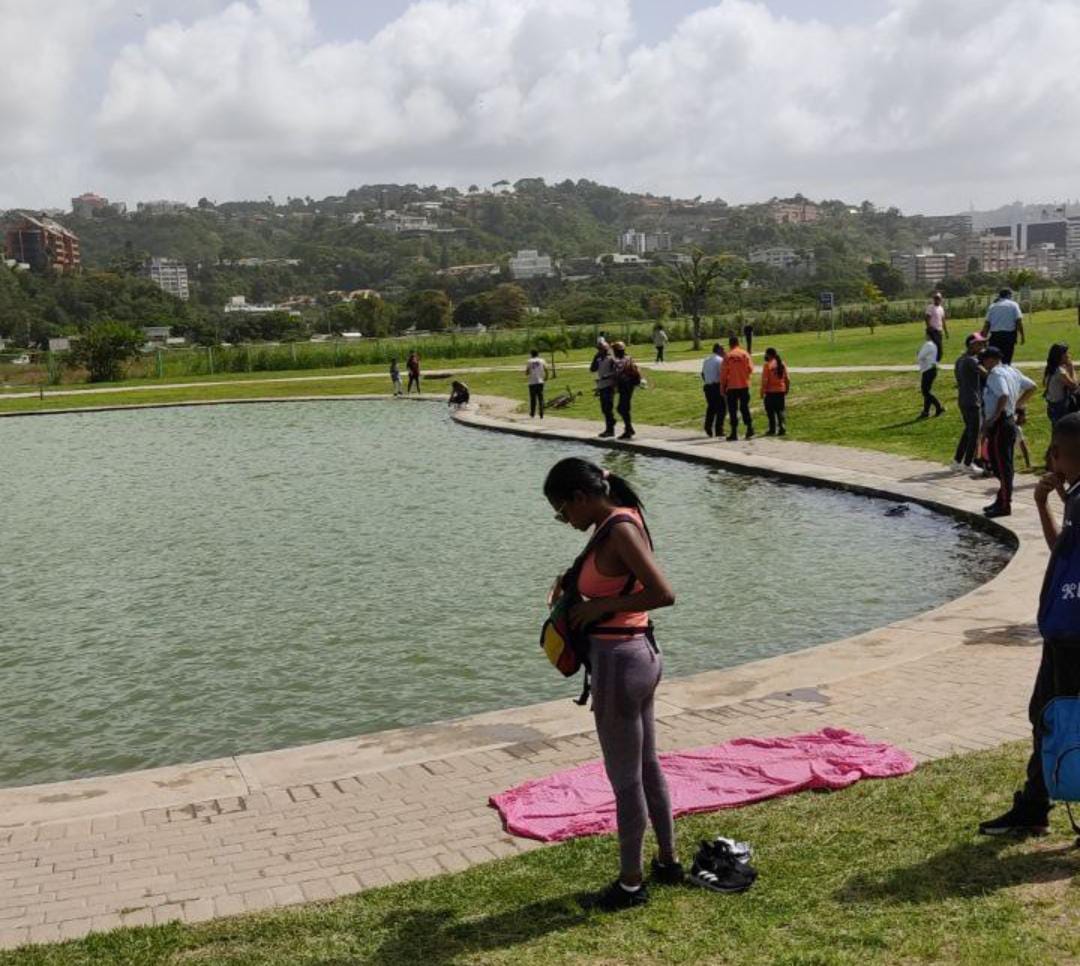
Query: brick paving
xmin=0 ymin=397 xmax=1049 ymax=951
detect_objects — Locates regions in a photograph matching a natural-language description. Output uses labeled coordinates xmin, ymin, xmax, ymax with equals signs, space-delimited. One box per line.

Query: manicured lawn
xmin=4 ymin=742 xmax=1079 ymax=965
xmin=0 ymin=362 xmax=1054 ymax=473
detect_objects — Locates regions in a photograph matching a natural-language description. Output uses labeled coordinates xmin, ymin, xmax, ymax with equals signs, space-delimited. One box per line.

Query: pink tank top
xmin=578 ymin=509 xmax=650 ymax=636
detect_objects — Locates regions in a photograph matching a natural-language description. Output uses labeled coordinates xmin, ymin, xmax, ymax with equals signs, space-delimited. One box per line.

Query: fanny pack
xmin=540 ymin=512 xmax=652 ymax=706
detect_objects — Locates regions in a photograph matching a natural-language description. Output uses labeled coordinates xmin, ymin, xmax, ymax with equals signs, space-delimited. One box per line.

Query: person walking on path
xmin=701 ymin=343 xmax=726 ymax=438
xmin=652 ymin=325 xmax=669 ymax=363
xmin=952 ymin=332 xmax=987 ymax=474
xmin=979 ymin=345 xmax=1038 ymax=518
xmin=1044 ymin=343 xmax=1078 ymax=426
xmin=979 ymin=414 xmax=1080 ymax=836
xmin=544 ymin=458 xmax=680 ymax=910
xmin=525 ymin=348 xmax=549 ymax=419
xmin=925 ymin=292 xmax=949 ymax=361
xmin=720 ymin=335 xmax=754 ymax=440
xmin=612 ymin=341 xmax=639 ymax=440
xmin=742 ymin=321 xmax=754 ymax=355
xmin=981 ymin=288 xmax=1025 ymax=364
xmin=760 ymin=347 xmax=790 ymax=436
xmin=591 ymin=339 xmax=618 ymax=438
xmin=389 ymin=358 xmax=404 ymax=396
xmin=406 ymin=351 xmax=421 ymax=394
xmin=916 ymin=335 xmax=945 ymax=419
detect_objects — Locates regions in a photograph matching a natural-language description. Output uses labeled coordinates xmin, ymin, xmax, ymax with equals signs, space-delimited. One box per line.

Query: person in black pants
xmin=591 ymin=339 xmax=617 ymax=437
xmin=612 ymin=341 xmax=636 ymax=440
xmin=979 ymin=346 xmax=1037 ymax=518
xmin=982 ymin=289 xmax=1025 ymax=365
xmin=701 ymin=343 xmax=725 ymax=437
xmin=916 ymin=337 xmax=944 ymax=418
xmin=952 ymin=332 xmax=986 ymax=472
xmin=742 ymin=323 xmax=754 ymax=355
xmin=979 ymin=415 xmax=1080 ymax=836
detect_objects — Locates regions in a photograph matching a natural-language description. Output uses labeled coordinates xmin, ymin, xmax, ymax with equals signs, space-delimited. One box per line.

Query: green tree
xmin=353 ymin=295 xmax=389 ymax=336
xmin=643 ymin=291 xmax=673 ymax=320
xmin=533 ymin=331 xmax=571 ymax=376
xmin=486 ymin=283 xmax=528 ymax=326
xmin=67 ymin=320 xmax=144 ymax=382
xmin=867 ymin=261 xmax=906 ymax=298
xmin=453 ymin=294 xmax=491 ymax=328
xmin=669 ymin=251 xmax=728 ymax=349
xmin=404 ymin=289 xmax=452 ymax=331
xmin=861 ymin=281 xmax=886 ymax=334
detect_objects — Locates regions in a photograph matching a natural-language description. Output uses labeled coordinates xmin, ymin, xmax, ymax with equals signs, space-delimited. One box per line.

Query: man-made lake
xmin=2 ymin=401 xmax=1010 ymax=787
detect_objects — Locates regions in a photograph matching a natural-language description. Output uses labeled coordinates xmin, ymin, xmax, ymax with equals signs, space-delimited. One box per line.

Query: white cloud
xmin=4 ymin=0 xmax=1080 ymax=211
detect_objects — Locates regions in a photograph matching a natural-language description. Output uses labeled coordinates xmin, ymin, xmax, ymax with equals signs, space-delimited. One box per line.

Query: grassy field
xmin=1 ymin=362 xmax=1049 ymax=473
xmin=4 ymin=742 xmax=1079 ymax=966
xmin=3 ymin=306 xmax=1079 ymax=396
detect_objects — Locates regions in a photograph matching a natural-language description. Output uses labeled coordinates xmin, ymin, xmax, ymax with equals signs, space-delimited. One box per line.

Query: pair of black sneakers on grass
xmin=592 ymin=837 xmax=758 ymax=912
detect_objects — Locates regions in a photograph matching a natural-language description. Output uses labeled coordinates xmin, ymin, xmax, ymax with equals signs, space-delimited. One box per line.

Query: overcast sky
xmin=3 ymin=0 xmax=1079 ymax=215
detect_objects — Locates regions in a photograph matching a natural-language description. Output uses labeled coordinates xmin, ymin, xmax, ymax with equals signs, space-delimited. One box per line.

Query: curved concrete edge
xmin=0 ymin=392 xmax=1045 ymax=827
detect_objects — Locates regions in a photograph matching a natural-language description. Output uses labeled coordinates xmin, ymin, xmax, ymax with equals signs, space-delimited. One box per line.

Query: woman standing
xmin=406 ymin=351 xmax=421 ymax=394
xmin=760 ymin=347 xmax=790 ymax=436
xmin=1044 ymin=343 xmax=1077 ymax=426
xmin=544 ymin=458 xmax=680 ymax=909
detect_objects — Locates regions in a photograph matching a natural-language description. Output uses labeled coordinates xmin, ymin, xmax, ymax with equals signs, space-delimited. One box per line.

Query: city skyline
xmin=4 ymin=0 xmax=1080 ymax=215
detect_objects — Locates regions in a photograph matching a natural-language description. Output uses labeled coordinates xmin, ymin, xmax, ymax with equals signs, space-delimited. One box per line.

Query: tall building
xmin=618 ymin=229 xmax=672 ymax=255
xmin=3 ymin=214 xmax=80 ymax=272
xmin=509 ymin=249 xmax=554 ymax=279
xmin=958 ymin=233 xmax=1020 ymax=274
xmin=141 ymin=257 xmax=190 ymax=300
xmin=890 ymin=249 xmax=958 ymax=285
xmin=1067 ymin=217 xmax=1080 ymax=261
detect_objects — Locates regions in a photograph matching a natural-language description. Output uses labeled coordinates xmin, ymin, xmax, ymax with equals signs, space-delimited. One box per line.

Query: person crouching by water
xmin=591 ymin=338 xmax=618 ymax=438
xmin=544 ymin=457 xmax=680 ymax=910
xmin=447 ymin=380 xmax=470 ymax=408
xmin=760 ymin=347 xmax=790 ymax=436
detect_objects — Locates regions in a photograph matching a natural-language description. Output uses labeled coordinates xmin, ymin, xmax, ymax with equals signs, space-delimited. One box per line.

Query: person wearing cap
xmin=979 ymin=345 xmax=1038 ymax=517
xmin=916 ymin=333 xmax=945 ymax=419
xmin=591 ymin=339 xmax=618 ymax=438
xmin=952 ymin=332 xmax=987 ymax=474
xmin=981 ymin=288 xmax=1025 ymax=365
xmin=925 ymin=292 xmax=949 ymax=362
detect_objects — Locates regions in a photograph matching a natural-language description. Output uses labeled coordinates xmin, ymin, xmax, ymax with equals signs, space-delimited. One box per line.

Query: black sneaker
xmin=745 ymin=429 xmax=755 ymax=440
xmin=649 ymin=857 xmax=685 ymax=886
xmin=587 ymin=879 xmax=649 ymax=911
xmin=984 ymin=506 xmax=1011 ymax=519
xmin=725 ymin=434 xmax=738 ymax=442
xmin=689 ymin=840 xmax=757 ymax=893
xmin=598 ymin=430 xmax=615 ymax=438
xmin=978 ymin=792 xmax=1050 ymax=836
xmin=618 ymin=431 xmax=635 ymax=440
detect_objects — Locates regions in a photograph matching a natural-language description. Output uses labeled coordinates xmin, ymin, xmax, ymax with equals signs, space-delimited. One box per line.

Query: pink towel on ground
xmin=489 ymin=728 xmax=916 ymax=842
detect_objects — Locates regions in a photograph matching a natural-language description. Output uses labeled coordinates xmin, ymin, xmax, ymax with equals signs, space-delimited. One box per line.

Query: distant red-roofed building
xmin=4 ymin=214 xmax=80 ymax=273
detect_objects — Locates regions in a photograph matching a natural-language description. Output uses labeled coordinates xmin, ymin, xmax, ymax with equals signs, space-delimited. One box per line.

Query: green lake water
xmin=1 ymin=401 xmax=1011 ymax=787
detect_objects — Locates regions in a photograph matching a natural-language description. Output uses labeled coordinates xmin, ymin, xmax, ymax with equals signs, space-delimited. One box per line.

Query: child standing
xmin=980 ymin=413 xmax=1080 ymax=835
xmin=760 ymin=347 xmax=790 ymax=436
xmin=390 ymin=358 xmax=403 ymax=396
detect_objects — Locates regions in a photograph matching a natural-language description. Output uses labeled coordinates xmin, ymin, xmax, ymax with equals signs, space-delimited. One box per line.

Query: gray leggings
xmin=589 ymin=634 xmax=676 ymax=878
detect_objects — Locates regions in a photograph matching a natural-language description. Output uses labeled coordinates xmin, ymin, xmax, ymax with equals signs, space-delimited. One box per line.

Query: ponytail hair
xmin=765 ymin=346 xmax=785 ymax=379
xmin=543 ymin=457 xmax=644 ymax=513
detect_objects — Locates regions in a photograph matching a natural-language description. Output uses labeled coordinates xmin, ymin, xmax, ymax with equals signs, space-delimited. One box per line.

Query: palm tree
xmin=669 ymin=250 xmax=727 ymax=350
xmin=534 ymin=331 xmax=571 ymax=377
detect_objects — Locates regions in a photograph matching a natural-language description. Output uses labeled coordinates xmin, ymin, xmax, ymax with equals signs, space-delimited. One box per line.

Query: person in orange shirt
xmin=760 ymin=347 xmax=790 ymax=436
xmin=720 ymin=335 xmax=754 ymax=440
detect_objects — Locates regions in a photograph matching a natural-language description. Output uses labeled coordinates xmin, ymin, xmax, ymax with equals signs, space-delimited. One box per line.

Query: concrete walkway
xmin=0 ymin=394 xmax=1049 ymax=952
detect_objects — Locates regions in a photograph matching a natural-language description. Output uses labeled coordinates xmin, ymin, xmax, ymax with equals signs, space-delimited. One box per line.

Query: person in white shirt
xmin=916 ymin=338 xmax=944 ymax=418
xmin=701 ymin=343 xmax=726 ymax=437
xmin=652 ymin=325 xmax=669 ymax=363
xmin=979 ymin=345 xmax=1038 ymax=517
xmin=525 ymin=349 xmax=549 ymax=419
xmin=981 ymin=288 xmax=1025 ymax=364
xmin=924 ymin=292 xmax=948 ymax=361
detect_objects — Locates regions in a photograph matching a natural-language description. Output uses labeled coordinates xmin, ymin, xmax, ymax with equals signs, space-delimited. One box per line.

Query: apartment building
xmin=141 ymin=257 xmax=190 ymax=300
xmin=3 ymin=214 xmax=80 ymax=272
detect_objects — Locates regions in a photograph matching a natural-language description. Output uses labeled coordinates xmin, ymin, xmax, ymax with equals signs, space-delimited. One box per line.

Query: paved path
xmin=0 ymin=395 xmax=1049 ymax=951
xmin=0 ymin=358 xmax=1044 ymax=402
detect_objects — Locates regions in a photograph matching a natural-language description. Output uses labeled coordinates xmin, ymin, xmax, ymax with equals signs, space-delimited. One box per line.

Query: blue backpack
xmin=1041 ymin=696 xmax=1080 ymax=839
xmin=1037 ymin=526 xmax=1080 ymax=639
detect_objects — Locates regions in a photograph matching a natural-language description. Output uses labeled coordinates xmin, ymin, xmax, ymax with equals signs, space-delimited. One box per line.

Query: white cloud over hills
xmin=5 ymin=0 xmax=1080 ymax=212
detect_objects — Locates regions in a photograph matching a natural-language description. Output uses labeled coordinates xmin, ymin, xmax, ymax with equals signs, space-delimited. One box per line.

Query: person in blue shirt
xmin=980 ymin=413 xmax=1080 ymax=835
xmin=700 ymin=343 xmax=726 ymax=437
xmin=980 ymin=288 xmax=1026 ymax=364
xmin=979 ymin=346 xmax=1037 ymax=518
